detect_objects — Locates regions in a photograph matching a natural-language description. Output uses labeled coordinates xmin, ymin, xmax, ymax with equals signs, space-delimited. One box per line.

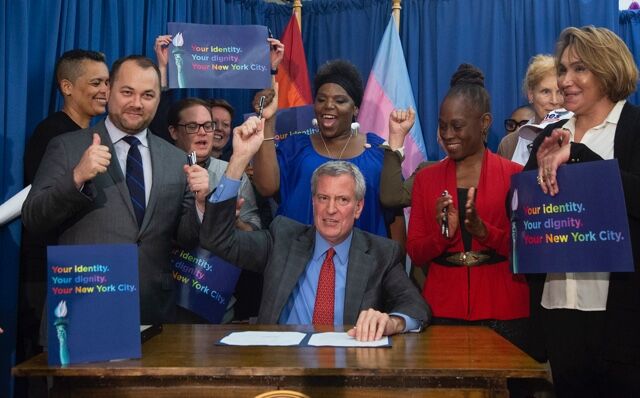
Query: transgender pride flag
xmin=358 ymin=16 xmax=427 ymax=177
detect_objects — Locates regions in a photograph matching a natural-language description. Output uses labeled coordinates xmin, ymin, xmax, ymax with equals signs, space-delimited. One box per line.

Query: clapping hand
xmin=435 ymin=191 xmax=459 ymax=239
xmin=464 ymin=187 xmax=487 ymax=239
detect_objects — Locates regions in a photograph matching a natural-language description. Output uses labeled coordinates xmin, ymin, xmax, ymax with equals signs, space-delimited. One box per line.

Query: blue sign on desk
xmin=510 ymin=160 xmax=633 ymax=273
xmin=167 ymin=22 xmax=270 ymax=89
xmin=47 ymin=244 xmax=141 ymax=365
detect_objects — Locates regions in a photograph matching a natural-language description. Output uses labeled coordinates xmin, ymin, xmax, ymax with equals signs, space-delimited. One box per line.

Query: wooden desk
xmin=13 ymin=324 xmax=549 ymax=397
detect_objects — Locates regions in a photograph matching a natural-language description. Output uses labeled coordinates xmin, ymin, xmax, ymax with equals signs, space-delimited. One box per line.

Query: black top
xmin=24 ymin=111 xmax=80 ymax=185
xmin=457 ymin=188 xmax=472 ymax=251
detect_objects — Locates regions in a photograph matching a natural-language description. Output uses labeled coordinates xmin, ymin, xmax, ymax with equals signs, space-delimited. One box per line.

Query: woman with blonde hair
xmin=497 ymin=54 xmax=564 ymax=164
xmin=526 ymin=26 xmax=640 ymax=397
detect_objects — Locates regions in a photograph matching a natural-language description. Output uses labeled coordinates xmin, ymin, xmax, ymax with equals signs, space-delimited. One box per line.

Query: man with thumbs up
xmin=23 ymin=55 xmax=207 ymax=325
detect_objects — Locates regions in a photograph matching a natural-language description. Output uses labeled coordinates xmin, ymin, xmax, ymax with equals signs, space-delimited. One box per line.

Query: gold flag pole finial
xmin=392 ymin=0 xmax=401 ymax=30
xmin=293 ymin=0 xmax=302 ymax=28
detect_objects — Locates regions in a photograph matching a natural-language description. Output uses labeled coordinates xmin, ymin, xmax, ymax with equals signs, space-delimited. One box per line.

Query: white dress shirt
xmin=105 ymin=116 xmax=153 ymax=205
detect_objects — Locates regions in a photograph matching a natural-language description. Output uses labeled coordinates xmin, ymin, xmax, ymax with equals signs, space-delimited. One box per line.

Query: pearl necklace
xmin=319 ymin=132 xmax=353 ymax=160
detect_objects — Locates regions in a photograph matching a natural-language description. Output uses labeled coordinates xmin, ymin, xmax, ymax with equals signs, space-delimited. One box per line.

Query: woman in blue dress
xmin=252 ymin=60 xmax=403 ymax=237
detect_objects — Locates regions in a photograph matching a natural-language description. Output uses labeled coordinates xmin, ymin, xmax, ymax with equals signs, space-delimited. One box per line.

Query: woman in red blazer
xmin=407 ymin=64 xmax=529 ymax=350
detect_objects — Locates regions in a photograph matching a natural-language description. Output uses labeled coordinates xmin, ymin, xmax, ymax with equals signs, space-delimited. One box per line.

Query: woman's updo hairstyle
xmin=446 ymin=63 xmax=491 ymax=115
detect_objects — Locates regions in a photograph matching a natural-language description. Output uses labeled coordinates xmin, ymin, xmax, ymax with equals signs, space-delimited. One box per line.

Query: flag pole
xmin=392 ymin=0 xmax=401 ymax=30
xmin=293 ymin=0 xmax=302 ymax=28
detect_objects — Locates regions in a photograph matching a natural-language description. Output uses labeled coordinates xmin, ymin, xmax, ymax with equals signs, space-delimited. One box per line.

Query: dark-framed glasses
xmin=177 ymin=122 xmax=216 ymax=134
xmin=504 ymin=118 xmax=529 ymax=132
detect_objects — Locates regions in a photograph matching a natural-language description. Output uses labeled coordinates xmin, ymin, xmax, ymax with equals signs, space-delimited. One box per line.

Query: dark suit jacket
xmin=200 ymin=197 xmax=431 ymax=326
xmin=22 ymin=119 xmax=200 ymax=324
xmin=525 ymin=101 xmax=640 ymax=365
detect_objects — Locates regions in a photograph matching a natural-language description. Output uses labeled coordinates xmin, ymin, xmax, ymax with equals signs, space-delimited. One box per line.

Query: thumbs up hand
xmin=73 ymin=133 xmax=112 ymax=188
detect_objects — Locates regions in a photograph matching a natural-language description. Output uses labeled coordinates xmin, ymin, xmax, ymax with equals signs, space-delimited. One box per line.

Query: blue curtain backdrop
xmin=620 ymin=10 xmax=640 ymax=105
xmin=0 ymin=0 xmax=629 ymax=396
xmin=400 ymin=0 xmax=619 ymax=160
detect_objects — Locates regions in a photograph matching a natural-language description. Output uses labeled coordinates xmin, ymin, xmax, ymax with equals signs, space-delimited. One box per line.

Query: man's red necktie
xmin=312 ymin=247 xmax=335 ymax=325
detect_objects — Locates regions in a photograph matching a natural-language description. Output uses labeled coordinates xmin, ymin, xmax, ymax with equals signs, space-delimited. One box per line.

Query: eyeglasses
xmin=176 ymin=122 xmax=216 ymax=134
xmin=504 ymin=119 xmax=529 ymax=132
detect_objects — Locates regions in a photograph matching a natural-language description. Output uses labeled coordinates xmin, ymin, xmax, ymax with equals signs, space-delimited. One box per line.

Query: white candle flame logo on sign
xmin=172 ymin=32 xmax=184 ymax=47
xmin=54 ymin=300 xmax=68 ymax=317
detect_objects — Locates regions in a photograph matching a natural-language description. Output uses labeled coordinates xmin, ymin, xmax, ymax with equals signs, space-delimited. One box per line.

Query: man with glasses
xmin=167 ymin=98 xmax=262 ymax=323
xmin=503 ymin=105 xmax=535 ymax=135
xmin=497 ymin=105 xmax=535 ymax=162
xmin=167 ymin=97 xmax=261 ymax=231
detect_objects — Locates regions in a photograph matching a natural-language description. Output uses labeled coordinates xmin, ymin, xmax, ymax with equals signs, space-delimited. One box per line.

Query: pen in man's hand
xmin=187 ymin=151 xmax=197 ymax=166
xmin=267 ymin=28 xmax=276 ymax=50
xmin=258 ymin=95 xmax=266 ymax=119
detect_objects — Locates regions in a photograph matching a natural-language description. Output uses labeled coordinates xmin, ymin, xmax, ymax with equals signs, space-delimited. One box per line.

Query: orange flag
xmin=276 ymin=15 xmax=313 ymax=108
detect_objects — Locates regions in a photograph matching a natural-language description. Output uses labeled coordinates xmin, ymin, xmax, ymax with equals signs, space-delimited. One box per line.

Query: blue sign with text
xmin=167 ymin=22 xmax=270 ymax=89
xmin=510 ymin=160 xmax=633 ymax=273
xmin=47 ymin=244 xmax=140 ymax=365
xmin=170 ymin=247 xmax=242 ymax=323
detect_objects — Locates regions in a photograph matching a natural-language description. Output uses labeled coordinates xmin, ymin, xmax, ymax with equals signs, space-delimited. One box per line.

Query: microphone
xmin=350 ymin=122 xmax=360 ymax=136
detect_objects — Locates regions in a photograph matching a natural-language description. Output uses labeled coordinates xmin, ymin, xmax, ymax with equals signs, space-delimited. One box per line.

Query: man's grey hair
xmin=310 ymin=161 xmax=366 ymax=201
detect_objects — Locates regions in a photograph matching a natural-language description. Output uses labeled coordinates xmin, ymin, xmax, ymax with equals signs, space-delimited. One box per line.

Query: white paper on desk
xmin=308 ymin=332 xmax=390 ymax=347
xmin=219 ymin=331 xmax=307 ymax=346
xmin=0 ymin=185 xmax=30 ymax=226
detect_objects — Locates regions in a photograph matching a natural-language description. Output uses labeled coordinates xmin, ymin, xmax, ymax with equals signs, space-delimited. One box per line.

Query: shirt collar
xmin=105 ymin=116 xmax=149 ymax=147
xmin=606 ymin=100 xmax=626 ymax=125
xmin=198 ymin=156 xmax=212 ymax=169
xmin=313 ymin=230 xmax=353 ymax=265
xmin=563 ymin=99 xmax=626 ymax=137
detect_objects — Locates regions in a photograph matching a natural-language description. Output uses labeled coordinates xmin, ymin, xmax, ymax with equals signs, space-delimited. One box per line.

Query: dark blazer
xmin=525 ymin=101 xmax=640 ymax=365
xmin=22 ymin=119 xmax=200 ymax=324
xmin=200 ymin=197 xmax=431 ymax=326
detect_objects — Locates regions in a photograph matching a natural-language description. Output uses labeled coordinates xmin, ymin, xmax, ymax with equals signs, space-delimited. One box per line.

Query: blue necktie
xmin=122 ymin=136 xmax=145 ymax=227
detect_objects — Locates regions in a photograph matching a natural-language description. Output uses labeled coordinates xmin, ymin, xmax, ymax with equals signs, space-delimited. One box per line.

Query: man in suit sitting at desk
xmin=200 ymin=116 xmax=431 ymax=341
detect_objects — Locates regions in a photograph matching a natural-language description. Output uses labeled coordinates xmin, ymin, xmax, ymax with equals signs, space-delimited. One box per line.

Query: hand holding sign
xmin=511 ymin=160 xmax=633 ymax=273
xmin=167 ymin=23 xmax=271 ymax=89
xmin=536 ymin=128 xmax=571 ymax=196
xmin=268 ymin=37 xmax=285 ymax=71
xmin=154 ymin=35 xmax=172 ymax=87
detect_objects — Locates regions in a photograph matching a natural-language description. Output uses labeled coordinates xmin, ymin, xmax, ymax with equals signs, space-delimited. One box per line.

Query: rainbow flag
xmin=358 ymin=17 xmax=427 ymax=177
xmin=276 ymin=15 xmax=313 ymax=108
